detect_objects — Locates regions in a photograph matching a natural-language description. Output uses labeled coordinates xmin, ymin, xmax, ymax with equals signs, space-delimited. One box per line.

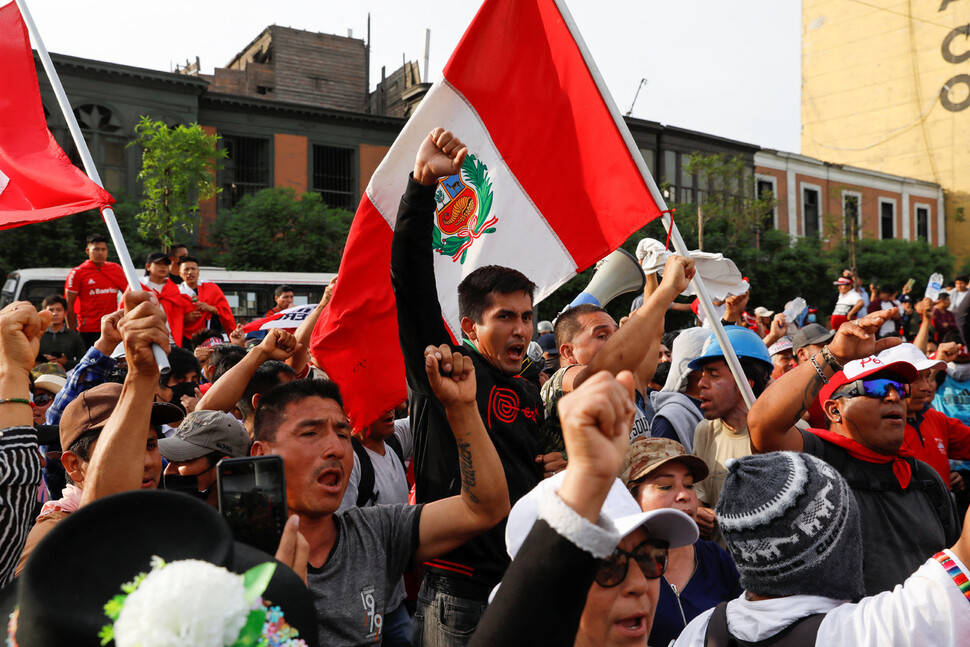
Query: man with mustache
xmin=251 ymin=345 xmax=509 ymax=647
xmin=748 ymin=309 xmax=959 ymax=594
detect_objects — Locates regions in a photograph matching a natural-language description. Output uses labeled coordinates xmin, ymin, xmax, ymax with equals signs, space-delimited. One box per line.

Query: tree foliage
xmin=212 ymin=188 xmax=354 ymax=272
xmin=129 ymin=117 xmax=226 ymax=249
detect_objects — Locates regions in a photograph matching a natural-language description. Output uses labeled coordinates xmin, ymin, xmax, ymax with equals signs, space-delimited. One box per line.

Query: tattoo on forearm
xmin=799 ymin=373 xmax=824 ymax=417
xmin=456 ymin=438 xmax=480 ymax=504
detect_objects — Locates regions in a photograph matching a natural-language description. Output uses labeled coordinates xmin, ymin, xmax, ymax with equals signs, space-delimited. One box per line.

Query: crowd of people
xmin=1 ymin=127 xmax=970 ymax=646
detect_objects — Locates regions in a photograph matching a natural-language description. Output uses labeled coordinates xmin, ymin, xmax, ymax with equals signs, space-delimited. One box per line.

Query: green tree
xmin=129 ymin=117 xmax=226 ymax=249
xmin=212 ymin=187 xmax=354 ymax=272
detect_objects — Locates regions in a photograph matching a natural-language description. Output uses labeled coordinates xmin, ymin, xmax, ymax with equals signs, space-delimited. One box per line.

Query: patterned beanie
xmin=716 ymin=452 xmax=864 ymax=600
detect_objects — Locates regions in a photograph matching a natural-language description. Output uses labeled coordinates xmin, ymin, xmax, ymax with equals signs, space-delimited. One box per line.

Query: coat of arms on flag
xmin=432 ymin=154 xmax=497 ymax=264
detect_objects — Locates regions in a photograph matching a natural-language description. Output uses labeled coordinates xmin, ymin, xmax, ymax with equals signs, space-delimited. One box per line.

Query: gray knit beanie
xmin=716 ymin=452 xmax=865 ymax=600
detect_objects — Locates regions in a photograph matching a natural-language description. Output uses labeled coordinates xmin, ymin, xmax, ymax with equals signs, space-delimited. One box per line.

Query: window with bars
xmin=312 ymin=144 xmax=356 ymax=210
xmin=880 ymin=200 xmax=896 ymax=239
xmin=803 ymin=187 xmax=820 ymax=238
xmin=220 ymin=135 xmax=270 ymax=209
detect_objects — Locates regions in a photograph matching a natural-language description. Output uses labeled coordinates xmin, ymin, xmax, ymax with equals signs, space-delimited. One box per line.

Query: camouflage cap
xmin=622 ymin=437 xmax=709 ymax=487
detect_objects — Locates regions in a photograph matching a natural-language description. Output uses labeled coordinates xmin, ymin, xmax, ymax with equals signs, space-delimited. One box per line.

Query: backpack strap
xmin=351 ymin=437 xmax=377 ymax=508
xmin=704 ymin=602 xmax=730 ymax=647
xmin=704 ymin=600 xmax=825 ymax=647
xmin=385 ymin=433 xmax=407 ymax=471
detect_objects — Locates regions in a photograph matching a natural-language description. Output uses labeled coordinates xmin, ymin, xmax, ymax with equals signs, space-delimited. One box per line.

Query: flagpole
xmin=553 ymin=0 xmax=756 ymax=407
xmin=15 ymin=0 xmax=169 ymax=373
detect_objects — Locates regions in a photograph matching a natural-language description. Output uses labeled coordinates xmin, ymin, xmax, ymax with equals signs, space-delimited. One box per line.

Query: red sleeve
xmin=205 ymin=283 xmax=236 ymax=332
xmin=106 ymin=263 xmax=130 ymax=291
xmin=65 ymin=267 xmax=80 ymax=293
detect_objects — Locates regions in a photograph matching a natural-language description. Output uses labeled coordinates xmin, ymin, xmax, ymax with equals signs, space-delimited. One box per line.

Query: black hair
xmin=457 ymin=265 xmax=536 ymax=323
xmin=661 ymin=330 xmax=680 ymax=350
xmin=254 ymin=378 xmax=344 ymax=442
xmin=42 ymin=294 xmax=67 ymax=310
xmin=180 ymin=255 xmax=200 ymax=265
xmin=957 ymin=275 xmax=969 ymax=284
xmin=190 ymin=329 xmax=224 ymax=348
xmin=554 ymin=304 xmax=607 ymax=348
xmin=877 ymin=285 xmax=895 ymax=295
xmin=238 ymin=361 xmax=297 ymax=422
xmin=64 ymin=427 xmax=102 ymax=484
xmin=86 ymin=234 xmax=108 ymax=245
xmin=739 ymin=357 xmax=772 ymax=398
xmin=210 ymin=345 xmax=247 ymax=383
xmin=167 ymin=347 xmax=202 ymax=384
xmin=943 ymin=331 xmax=964 ymax=345
xmin=169 ymin=243 xmax=188 ymax=254
xmin=275 ymin=284 xmax=294 ymax=298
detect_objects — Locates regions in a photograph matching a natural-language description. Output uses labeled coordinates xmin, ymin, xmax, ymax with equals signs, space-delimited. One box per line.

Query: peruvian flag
xmin=311 ymin=0 xmax=663 ymax=428
xmin=0 ymin=1 xmax=114 ymax=229
xmin=242 ymin=303 xmax=318 ymax=333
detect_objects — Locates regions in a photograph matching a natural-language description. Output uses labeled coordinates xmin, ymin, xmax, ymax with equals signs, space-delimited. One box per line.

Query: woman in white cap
xmin=470 ymin=370 xmax=698 ymax=647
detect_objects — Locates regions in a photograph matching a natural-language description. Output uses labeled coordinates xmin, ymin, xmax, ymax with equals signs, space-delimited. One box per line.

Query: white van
xmin=0 ymin=267 xmax=335 ymax=325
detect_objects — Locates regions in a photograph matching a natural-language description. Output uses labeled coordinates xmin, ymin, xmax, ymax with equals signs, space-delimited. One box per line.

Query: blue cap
xmin=687 ymin=326 xmax=772 ymax=371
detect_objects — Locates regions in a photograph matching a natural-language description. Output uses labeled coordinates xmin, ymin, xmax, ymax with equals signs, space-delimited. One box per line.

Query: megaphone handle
xmin=153 ymin=343 xmax=171 ymax=375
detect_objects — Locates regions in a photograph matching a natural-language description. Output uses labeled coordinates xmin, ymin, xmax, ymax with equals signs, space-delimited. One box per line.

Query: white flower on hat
xmin=112 ymin=558 xmax=250 ymax=647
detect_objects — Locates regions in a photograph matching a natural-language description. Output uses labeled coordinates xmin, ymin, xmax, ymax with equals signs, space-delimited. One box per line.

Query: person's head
xmin=159 ymin=410 xmax=251 ymax=506
xmin=30 ymin=363 xmax=66 ymax=426
xmin=767 ymin=337 xmax=797 ymax=379
xmin=274 ymin=285 xmax=294 ymax=310
xmin=717 ymin=452 xmax=864 ymax=601
xmin=166 ymin=347 xmax=202 ymax=388
xmin=178 ymin=255 xmax=201 ymax=287
xmin=144 ymin=252 xmax=171 ymax=282
xmin=819 ymin=357 xmax=918 ymax=455
xmin=877 ymin=285 xmax=895 ymax=301
xmin=687 ymin=327 xmax=772 ymax=421
xmin=85 ymin=234 xmax=109 ymax=265
xmin=209 ymin=344 xmax=247 ymax=383
xmin=505 ymin=473 xmax=697 ymax=647
xmin=875 ymin=343 xmax=946 ymax=414
xmin=753 ymin=306 xmax=773 ymax=325
xmin=252 ymin=379 xmax=351 ymax=519
xmin=956 ymin=275 xmax=968 ymax=292
xmin=41 ymin=294 xmax=68 ymax=326
xmin=457 ymin=265 xmax=537 ymax=376
xmin=238 ymin=361 xmax=298 ymax=432
xmin=58 ymin=383 xmax=182 ymax=490
xmin=191 ymin=329 xmax=224 ymax=352
xmin=834 ymin=277 xmax=853 ymax=294
xmin=899 ymin=295 xmax=913 ymax=313
xmin=936 ymin=292 xmax=951 ymax=309
xmin=357 ymin=408 xmax=397 ymax=444
xmin=168 ymin=243 xmax=188 ymax=265
xmin=555 ymin=304 xmax=617 ymax=367
xmin=661 ymin=327 xmax=711 ymax=397
xmin=537 ymin=320 xmax=554 ymax=335
xmin=623 ymin=438 xmax=709 ymax=521
xmin=791 ymin=323 xmax=835 ymax=365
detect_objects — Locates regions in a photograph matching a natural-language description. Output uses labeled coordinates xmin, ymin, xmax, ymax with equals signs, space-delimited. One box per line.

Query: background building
xmin=801 ymin=0 xmax=970 ymax=263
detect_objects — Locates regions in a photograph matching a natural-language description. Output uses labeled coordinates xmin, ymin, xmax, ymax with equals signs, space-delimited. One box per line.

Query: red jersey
xmin=64 ymin=260 xmax=127 ymax=332
xmin=133 ymin=278 xmax=193 ymax=347
xmin=180 ymin=281 xmax=236 ymax=337
xmin=902 ymin=407 xmax=970 ymax=485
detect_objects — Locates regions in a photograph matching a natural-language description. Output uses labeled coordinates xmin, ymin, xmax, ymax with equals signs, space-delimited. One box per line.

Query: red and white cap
xmin=877 ymin=343 xmax=946 ymax=373
xmin=833 ymin=277 xmax=853 ymax=286
xmin=818 ymin=354 xmax=919 ymax=404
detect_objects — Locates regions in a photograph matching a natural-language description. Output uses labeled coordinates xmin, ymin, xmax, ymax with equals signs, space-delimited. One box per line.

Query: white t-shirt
xmin=875 ymin=299 xmax=900 ymax=336
xmin=832 ymin=290 xmax=863 ymax=317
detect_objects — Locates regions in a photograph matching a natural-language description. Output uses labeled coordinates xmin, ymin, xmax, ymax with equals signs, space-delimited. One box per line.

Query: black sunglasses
xmin=32 ymin=391 xmax=54 ymax=406
xmin=594 ymin=538 xmax=669 ymax=587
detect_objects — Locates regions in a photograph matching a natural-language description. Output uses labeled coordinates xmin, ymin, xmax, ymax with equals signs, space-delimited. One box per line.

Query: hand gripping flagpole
xmin=554 ymin=0 xmax=756 ymax=407
xmin=15 ymin=0 xmax=169 ymax=373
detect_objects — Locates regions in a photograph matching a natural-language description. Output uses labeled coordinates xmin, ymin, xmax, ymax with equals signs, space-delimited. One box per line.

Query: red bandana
xmin=810 ymin=427 xmax=913 ymax=489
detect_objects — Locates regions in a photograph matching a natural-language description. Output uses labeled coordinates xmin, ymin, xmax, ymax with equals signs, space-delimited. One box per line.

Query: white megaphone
xmin=565 ymin=248 xmax=646 ymax=311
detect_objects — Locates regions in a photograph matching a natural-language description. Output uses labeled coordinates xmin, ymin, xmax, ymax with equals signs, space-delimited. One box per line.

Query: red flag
xmin=311 ymin=0 xmax=662 ymax=428
xmin=0 ymin=2 xmax=114 ymax=229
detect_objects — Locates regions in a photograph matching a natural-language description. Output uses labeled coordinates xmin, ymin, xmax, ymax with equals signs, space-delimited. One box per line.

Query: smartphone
xmin=217 ymin=456 xmax=288 ymax=555
xmin=904 ymin=278 xmax=916 ymax=293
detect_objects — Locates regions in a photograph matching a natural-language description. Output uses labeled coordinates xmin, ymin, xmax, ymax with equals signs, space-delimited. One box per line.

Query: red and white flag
xmin=242 ymin=303 xmax=318 ymax=333
xmin=311 ymin=0 xmax=663 ymax=428
xmin=0 ymin=2 xmax=113 ymax=229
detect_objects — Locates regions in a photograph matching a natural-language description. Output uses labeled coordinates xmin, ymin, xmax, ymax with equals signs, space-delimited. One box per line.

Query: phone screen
xmin=217 ymin=456 xmax=288 ymax=555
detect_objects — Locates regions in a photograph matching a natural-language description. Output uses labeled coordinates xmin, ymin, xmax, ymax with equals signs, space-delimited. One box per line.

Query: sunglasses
xmin=594 ymin=538 xmax=669 ymax=587
xmin=833 ymin=378 xmax=910 ymax=400
xmin=32 ymin=391 xmax=54 ymax=406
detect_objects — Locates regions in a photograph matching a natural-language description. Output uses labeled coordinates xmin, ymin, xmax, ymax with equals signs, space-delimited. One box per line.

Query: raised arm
xmin=80 ymin=292 xmax=170 ymax=505
xmin=285 ymin=279 xmax=334 ymax=376
xmin=390 ymin=128 xmax=467 ymax=393
xmin=913 ymin=298 xmax=933 ymax=354
xmin=413 ymin=344 xmax=510 ymax=563
xmin=748 ymin=310 xmax=901 ymax=453
xmin=566 ymin=255 xmax=694 ymax=392
xmin=762 ymin=313 xmax=788 ymax=348
xmin=196 ymin=329 xmax=299 ymax=413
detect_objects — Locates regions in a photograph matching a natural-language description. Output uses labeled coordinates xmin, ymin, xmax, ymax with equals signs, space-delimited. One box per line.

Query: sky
xmin=21 ymin=0 xmax=803 ymax=152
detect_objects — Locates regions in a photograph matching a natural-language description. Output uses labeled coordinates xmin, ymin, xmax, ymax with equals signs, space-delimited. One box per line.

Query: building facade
xmin=801 ymin=0 xmax=970 ymax=262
